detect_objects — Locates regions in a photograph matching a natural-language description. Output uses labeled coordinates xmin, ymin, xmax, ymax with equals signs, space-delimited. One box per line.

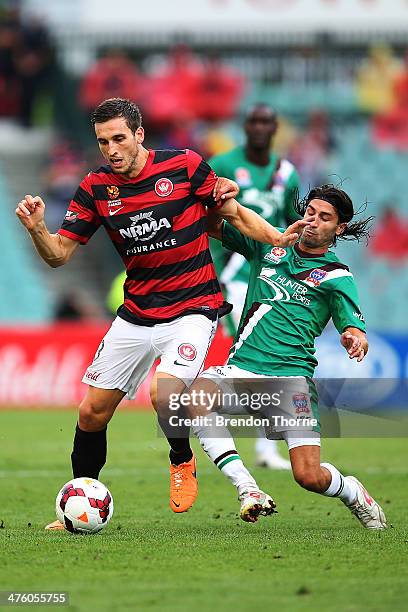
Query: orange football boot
xmin=169 ymin=454 xmax=198 ymax=513
xmin=45 ymin=520 xmax=64 ymax=530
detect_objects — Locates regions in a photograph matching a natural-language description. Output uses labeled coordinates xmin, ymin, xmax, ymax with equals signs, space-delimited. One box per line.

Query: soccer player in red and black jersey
xmin=16 ymin=98 xmax=307 ymax=528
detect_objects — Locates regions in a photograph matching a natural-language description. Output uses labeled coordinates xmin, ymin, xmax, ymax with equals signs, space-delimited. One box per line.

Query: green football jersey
xmin=210 ymin=146 xmax=300 ymax=283
xmin=222 ymin=222 xmax=366 ymax=378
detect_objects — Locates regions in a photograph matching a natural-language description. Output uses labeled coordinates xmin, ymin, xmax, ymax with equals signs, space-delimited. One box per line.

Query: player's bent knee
xmin=78 ymin=400 xmax=112 ymax=431
xmin=78 ymin=409 xmax=110 ymax=431
xmin=78 ymin=387 xmax=123 ymax=430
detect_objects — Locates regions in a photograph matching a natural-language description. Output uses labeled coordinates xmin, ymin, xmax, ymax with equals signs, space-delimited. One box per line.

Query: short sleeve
xmin=221 ymin=221 xmax=256 ymax=261
xmin=329 ymin=276 xmax=366 ymax=334
xmin=58 ymin=174 xmax=102 ymax=244
xmin=186 ymin=149 xmax=219 ymax=209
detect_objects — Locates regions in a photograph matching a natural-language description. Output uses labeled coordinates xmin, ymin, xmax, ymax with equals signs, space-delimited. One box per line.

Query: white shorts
xmin=83 ymin=314 xmax=217 ymax=399
xmin=200 ymin=364 xmax=321 ymax=449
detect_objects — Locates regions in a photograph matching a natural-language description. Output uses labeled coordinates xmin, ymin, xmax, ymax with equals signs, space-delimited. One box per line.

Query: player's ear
xmin=336 ymin=222 xmax=347 ymax=236
xmin=135 ymin=126 xmax=144 ymax=144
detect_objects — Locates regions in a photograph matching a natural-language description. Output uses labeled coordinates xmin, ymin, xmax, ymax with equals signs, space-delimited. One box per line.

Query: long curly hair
xmin=294 ymin=184 xmax=375 ymax=245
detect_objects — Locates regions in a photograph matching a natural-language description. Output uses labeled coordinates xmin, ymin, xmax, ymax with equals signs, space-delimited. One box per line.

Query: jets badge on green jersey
xmin=305 ymin=269 xmax=328 ymax=287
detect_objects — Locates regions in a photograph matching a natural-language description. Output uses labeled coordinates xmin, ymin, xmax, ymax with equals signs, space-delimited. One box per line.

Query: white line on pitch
xmin=0 ymin=466 xmax=407 ymax=479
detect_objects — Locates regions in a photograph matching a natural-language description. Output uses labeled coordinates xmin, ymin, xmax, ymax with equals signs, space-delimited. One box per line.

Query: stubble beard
xmin=300 ymin=233 xmax=332 ymax=250
xmin=112 ymin=150 xmax=138 ymax=177
xmin=127 ymin=150 xmax=139 ymax=176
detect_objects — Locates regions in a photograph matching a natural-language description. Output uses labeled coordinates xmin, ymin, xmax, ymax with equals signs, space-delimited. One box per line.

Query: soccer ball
xmin=55 ymin=477 xmax=114 ymax=534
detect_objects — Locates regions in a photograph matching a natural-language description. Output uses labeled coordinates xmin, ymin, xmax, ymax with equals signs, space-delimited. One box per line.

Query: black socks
xmin=71 ymin=417 xmax=192 ymax=477
xmin=71 ymin=423 xmax=107 ymax=479
xmin=169 ymin=446 xmax=193 ymax=466
xmin=157 ymin=416 xmax=193 ymax=466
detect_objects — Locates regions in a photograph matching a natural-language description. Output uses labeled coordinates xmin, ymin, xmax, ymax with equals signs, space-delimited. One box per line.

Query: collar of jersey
xmin=294 ymin=243 xmax=327 ymax=259
xmin=240 ymin=146 xmax=278 ymax=170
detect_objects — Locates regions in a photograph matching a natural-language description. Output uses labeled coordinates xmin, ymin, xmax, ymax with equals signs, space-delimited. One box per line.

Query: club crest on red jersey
xmin=107 ymin=185 xmax=120 ymax=199
xmin=155 ymin=178 xmax=174 ymax=197
xmin=178 ymin=343 xmax=197 ymax=361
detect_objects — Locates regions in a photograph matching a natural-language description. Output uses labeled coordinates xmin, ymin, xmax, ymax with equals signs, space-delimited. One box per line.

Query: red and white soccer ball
xmin=55 ymin=477 xmax=114 ymax=534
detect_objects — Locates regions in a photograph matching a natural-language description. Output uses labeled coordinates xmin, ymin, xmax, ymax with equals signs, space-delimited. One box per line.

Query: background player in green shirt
xmin=210 ymin=104 xmax=300 ymax=470
xmin=187 ymin=185 xmax=386 ymax=529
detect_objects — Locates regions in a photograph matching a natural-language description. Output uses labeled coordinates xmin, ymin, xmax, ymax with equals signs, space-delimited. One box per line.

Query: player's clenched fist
xmin=16 ymin=195 xmax=45 ymax=231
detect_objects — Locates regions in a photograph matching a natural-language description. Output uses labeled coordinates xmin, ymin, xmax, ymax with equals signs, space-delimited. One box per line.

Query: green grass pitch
xmin=0 ymin=410 xmax=407 ymax=611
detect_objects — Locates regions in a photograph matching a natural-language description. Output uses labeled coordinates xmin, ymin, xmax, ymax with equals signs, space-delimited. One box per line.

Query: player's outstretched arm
xmin=216 ymin=198 xmax=310 ymax=246
xmin=340 ymin=327 xmax=368 ymax=362
xmin=16 ymin=194 xmax=79 ymax=267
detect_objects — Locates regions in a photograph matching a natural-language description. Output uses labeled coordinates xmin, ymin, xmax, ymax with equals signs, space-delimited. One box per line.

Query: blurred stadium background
xmin=1 ymin=0 xmax=408 ymax=409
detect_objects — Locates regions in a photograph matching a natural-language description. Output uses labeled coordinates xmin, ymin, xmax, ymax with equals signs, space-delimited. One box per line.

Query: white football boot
xmin=345 ymin=476 xmax=387 ymax=530
xmin=239 ymin=489 xmax=277 ymax=523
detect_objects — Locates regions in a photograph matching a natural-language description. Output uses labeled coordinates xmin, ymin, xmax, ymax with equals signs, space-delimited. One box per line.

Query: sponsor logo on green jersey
xmin=258 ymin=267 xmax=311 ymax=306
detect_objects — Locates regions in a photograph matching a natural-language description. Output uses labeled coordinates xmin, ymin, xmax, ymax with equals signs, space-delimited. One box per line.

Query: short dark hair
xmin=294 ymin=184 xmax=375 ymax=245
xmin=91 ymin=98 xmax=142 ymax=133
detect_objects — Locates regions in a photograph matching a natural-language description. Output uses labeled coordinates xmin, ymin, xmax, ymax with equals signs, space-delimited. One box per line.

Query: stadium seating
xmin=331 ymin=124 xmax=408 ymax=330
xmin=0 ymin=165 xmax=52 ymax=322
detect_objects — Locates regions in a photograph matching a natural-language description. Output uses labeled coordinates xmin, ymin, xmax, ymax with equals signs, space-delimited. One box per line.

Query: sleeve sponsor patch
xmin=64 ymin=211 xmax=79 ymax=223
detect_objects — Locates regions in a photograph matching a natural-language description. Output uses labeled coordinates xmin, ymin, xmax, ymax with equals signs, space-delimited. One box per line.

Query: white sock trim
xmin=321 ymin=462 xmax=344 ymax=497
xmin=321 ymin=462 xmax=359 ymax=504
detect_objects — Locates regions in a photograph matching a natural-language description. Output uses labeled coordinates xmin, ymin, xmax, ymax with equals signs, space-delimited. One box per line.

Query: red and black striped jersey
xmin=58 ymin=148 xmax=231 ymax=326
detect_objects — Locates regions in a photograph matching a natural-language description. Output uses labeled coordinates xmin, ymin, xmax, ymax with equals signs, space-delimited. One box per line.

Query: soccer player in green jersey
xmin=209 ymin=103 xmax=300 ymax=469
xmin=183 ymin=184 xmax=387 ymax=529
